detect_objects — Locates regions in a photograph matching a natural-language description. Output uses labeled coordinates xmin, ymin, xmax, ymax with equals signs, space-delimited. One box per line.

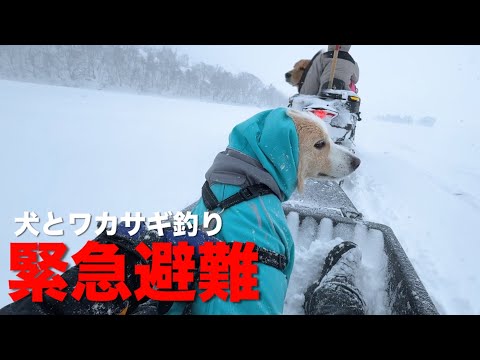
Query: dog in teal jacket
xmin=167 ymin=107 xmax=361 ymax=315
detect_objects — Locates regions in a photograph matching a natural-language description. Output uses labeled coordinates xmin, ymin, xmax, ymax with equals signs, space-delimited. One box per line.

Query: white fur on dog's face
xmin=287 ymin=109 xmax=361 ymax=192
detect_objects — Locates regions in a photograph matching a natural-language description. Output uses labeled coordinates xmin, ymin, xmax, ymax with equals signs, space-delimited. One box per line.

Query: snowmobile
xmin=288 ymin=89 xmax=361 ymax=150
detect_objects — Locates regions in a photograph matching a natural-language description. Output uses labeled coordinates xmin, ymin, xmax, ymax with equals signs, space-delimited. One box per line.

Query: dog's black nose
xmin=351 ymin=157 xmax=361 ymax=170
xmin=285 ymin=72 xmax=291 ymax=79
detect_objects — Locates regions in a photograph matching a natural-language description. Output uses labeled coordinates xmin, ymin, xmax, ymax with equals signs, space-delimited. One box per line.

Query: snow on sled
xmin=284 ymin=179 xmax=439 ymax=315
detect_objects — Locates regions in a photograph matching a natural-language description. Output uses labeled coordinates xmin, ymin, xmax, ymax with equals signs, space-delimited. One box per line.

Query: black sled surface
xmin=284 ymin=179 xmax=438 ymax=315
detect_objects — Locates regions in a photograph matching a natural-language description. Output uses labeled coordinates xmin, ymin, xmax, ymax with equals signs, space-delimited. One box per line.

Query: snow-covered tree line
xmin=0 ymin=45 xmax=288 ymax=107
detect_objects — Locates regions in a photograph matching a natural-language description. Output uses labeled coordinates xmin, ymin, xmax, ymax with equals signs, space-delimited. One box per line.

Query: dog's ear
xmin=296 ymin=59 xmax=310 ymax=70
xmin=297 ymin=160 xmax=305 ymax=193
xmin=288 ymin=109 xmax=307 ymax=193
xmin=299 ymin=59 xmax=310 ymax=70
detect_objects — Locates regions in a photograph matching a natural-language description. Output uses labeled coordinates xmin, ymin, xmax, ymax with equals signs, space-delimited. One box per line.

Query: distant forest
xmin=0 ymin=45 xmax=288 ymax=107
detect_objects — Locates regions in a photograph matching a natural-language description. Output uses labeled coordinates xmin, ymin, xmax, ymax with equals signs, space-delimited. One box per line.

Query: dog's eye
xmin=314 ymin=140 xmax=325 ymax=149
xmin=300 ymin=67 xmax=305 ymax=71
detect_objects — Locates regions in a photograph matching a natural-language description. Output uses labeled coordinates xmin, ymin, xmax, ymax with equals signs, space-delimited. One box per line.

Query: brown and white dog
xmin=183 ymin=107 xmax=361 ymax=314
xmin=288 ymin=108 xmax=360 ymax=191
xmin=285 ymin=59 xmax=311 ymax=90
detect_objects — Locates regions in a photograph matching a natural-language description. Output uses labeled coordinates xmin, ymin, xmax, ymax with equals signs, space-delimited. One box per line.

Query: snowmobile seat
xmin=321 ymin=78 xmax=346 ymax=91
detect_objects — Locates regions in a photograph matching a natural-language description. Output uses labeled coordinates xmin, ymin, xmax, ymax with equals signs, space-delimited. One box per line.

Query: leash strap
xmin=201 ymin=181 xmax=287 ymax=272
xmin=202 ymin=181 xmax=274 ymax=212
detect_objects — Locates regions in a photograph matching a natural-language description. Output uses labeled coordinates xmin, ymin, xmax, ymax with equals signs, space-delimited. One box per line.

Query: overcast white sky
xmin=169 ymin=45 xmax=480 ymax=124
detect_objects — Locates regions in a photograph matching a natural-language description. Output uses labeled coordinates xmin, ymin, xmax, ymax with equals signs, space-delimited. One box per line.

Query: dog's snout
xmin=285 ymin=72 xmax=292 ymax=79
xmin=351 ymin=157 xmax=361 ymax=170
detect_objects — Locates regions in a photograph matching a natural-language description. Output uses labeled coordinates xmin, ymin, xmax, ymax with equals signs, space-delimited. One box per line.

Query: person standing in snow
xmin=299 ymin=45 xmax=360 ymax=95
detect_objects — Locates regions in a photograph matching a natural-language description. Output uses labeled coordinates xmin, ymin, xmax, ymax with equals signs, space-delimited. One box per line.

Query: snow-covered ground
xmin=343 ymin=117 xmax=480 ymax=314
xmin=1 ymin=79 xmax=479 ymax=314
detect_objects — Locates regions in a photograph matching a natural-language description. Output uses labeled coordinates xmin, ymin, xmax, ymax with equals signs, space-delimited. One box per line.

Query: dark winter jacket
xmin=299 ymin=45 xmax=359 ymax=95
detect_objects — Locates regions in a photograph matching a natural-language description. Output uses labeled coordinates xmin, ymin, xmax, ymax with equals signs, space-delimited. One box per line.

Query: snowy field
xmin=1 ymin=79 xmax=479 ymax=314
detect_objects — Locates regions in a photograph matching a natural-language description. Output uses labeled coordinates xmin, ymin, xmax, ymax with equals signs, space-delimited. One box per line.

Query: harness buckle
xmin=240 ymin=187 xmax=254 ymax=200
xmin=277 ymin=253 xmax=287 ymax=270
